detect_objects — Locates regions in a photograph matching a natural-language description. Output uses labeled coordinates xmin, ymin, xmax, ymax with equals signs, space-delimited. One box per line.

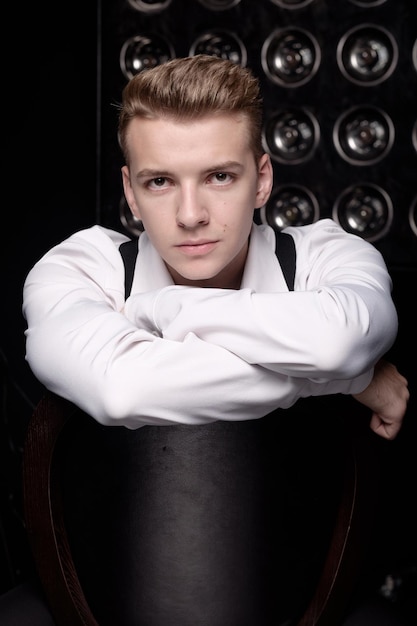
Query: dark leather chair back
xmin=22 ymin=392 xmax=378 ymax=626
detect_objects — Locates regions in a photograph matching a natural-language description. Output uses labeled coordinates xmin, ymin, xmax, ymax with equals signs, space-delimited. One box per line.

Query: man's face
xmin=122 ymin=113 xmax=273 ymax=289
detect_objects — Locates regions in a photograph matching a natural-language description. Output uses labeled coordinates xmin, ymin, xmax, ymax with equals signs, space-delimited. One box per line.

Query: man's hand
xmin=353 ymin=359 xmax=409 ymax=440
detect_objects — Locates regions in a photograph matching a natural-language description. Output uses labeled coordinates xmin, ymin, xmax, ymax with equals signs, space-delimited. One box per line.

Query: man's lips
xmin=176 ymin=240 xmax=218 ymax=255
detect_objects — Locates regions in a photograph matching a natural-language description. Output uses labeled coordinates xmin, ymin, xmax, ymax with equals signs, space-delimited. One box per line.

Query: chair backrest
xmin=22 ymin=391 xmax=379 ymax=626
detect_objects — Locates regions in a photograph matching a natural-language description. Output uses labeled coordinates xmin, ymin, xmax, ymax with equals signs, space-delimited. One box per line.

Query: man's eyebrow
xmin=135 ymin=169 xmax=171 ymax=180
xmin=204 ymin=161 xmax=244 ymax=173
xmin=135 ymin=161 xmax=244 ymax=180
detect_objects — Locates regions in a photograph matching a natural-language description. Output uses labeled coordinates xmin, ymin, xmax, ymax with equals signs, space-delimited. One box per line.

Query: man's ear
xmin=255 ymin=153 xmax=273 ymax=209
xmin=121 ymin=165 xmax=141 ymax=220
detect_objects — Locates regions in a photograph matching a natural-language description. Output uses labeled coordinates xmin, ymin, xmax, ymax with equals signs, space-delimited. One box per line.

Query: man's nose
xmin=176 ymin=185 xmax=209 ymax=228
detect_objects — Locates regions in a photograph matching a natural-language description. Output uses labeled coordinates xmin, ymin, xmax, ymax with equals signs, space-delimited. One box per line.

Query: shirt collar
xmin=132 ymin=224 xmax=288 ymax=294
xmin=241 ymin=224 xmax=288 ymax=292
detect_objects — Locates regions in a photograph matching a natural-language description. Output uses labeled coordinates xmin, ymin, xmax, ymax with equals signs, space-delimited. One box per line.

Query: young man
xmin=22 ymin=55 xmax=408 ymax=436
xmin=8 ymin=55 xmax=408 ymax=625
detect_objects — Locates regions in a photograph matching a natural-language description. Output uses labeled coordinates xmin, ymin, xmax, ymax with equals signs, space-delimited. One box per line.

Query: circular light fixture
xmin=263 ymin=108 xmax=320 ymax=164
xmin=409 ymin=196 xmax=417 ymax=237
xmin=120 ymin=34 xmax=175 ymax=79
xmin=333 ymin=183 xmax=393 ymax=242
xmin=348 ymin=0 xmax=387 ymax=7
xmin=413 ymin=38 xmax=417 ymax=72
xmin=413 ymin=119 xmax=417 ymax=154
xmin=189 ymin=30 xmax=247 ymax=66
xmin=197 ymin=0 xmax=241 ymax=9
xmin=269 ymin=0 xmax=315 ymax=9
xmin=127 ymin=0 xmax=172 ymax=13
xmin=120 ymin=197 xmax=144 ymax=237
xmin=337 ymin=24 xmax=398 ymax=86
xmin=261 ymin=27 xmax=321 ymax=87
xmin=260 ymin=185 xmax=319 ymax=230
xmin=333 ymin=105 xmax=394 ymax=165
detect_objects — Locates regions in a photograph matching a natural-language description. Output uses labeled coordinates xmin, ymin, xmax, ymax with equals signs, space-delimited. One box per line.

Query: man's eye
xmin=212 ymin=172 xmax=232 ymax=184
xmin=148 ymin=177 xmax=167 ymax=189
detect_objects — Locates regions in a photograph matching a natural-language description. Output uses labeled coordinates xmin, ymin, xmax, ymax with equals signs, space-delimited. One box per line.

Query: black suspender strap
xmin=275 ymin=231 xmax=296 ymax=292
xmin=119 ymin=231 xmax=296 ymax=298
xmin=119 ymin=238 xmax=139 ymax=300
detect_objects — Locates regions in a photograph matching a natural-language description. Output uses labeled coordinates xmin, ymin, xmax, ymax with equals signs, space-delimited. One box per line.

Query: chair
xmin=22 ymin=391 xmax=379 ymax=626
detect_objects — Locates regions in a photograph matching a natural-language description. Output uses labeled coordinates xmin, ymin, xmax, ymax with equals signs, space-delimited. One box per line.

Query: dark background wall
xmin=1 ymin=0 xmax=416 ymax=619
xmin=1 ymin=0 xmax=98 ymax=592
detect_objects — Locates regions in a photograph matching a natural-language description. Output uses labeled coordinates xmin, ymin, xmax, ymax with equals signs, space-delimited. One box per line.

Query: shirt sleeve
xmin=125 ymin=220 xmax=397 ymax=381
xmin=25 ymin=226 xmax=365 ymax=429
xmin=22 ymin=221 xmax=385 ymax=429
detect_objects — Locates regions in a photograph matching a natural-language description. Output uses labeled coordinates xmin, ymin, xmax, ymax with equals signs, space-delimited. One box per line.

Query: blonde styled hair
xmin=118 ymin=55 xmax=264 ymax=164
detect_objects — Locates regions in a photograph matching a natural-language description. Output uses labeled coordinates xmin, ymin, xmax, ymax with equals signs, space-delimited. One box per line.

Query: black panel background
xmin=0 ymin=1 xmax=415 ymax=621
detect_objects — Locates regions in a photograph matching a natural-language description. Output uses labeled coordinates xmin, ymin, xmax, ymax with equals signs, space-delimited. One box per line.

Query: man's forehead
xmin=127 ymin=114 xmax=253 ymax=169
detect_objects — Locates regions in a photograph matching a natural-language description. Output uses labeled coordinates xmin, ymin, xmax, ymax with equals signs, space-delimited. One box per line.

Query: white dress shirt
xmin=22 ymin=219 xmax=397 ymax=428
